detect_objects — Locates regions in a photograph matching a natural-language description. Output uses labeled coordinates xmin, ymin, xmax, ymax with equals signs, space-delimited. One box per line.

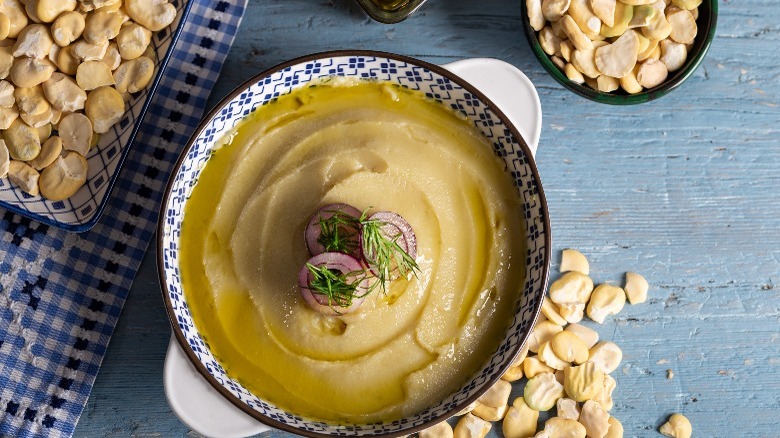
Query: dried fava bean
xmin=125 ymin=0 xmax=177 ymax=32
xmin=659 ymin=39 xmax=687 ymax=71
xmin=8 ymin=160 xmax=40 ymax=196
xmin=472 ymin=403 xmax=508 ymax=422
xmin=558 ymin=303 xmax=585 ymax=323
xmin=624 ymin=271 xmax=649 ymax=304
xmin=539 ymin=341 xmax=571 ymax=370
xmin=550 ymin=271 xmax=595 ymax=305
xmin=503 ymin=397 xmax=538 ymax=438
xmin=77 ymin=60 xmax=116 ymax=90
xmin=552 ymin=331 xmax=590 ymax=364
xmin=565 ymin=324 xmax=599 ymax=349
xmin=590 ymin=0 xmax=616 ymax=27
xmin=579 ymin=400 xmax=610 ymax=438
xmin=0 ymin=105 xmax=19 ymax=129
xmin=568 ymin=0 xmax=601 ymax=34
xmin=588 ymin=341 xmax=623 ymax=374
xmin=0 ymin=13 xmax=9 ymax=40
xmin=543 ymin=417 xmax=586 ymax=438
xmin=594 ymin=30 xmax=638 ymax=78
xmin=39 ymin=152 xmax=88 ymax=201
xmin=560 ymin=40 xmax=575 ymax=61
xmin=636 ymin=58 xmax=668 ymax=88
xmin=527 ymin=0 xmax=546 ymax=31
xmin=583 ymin=75 xmax=598 ymax=90
xmin=13 ymin=24 xmax=55 ymax=59
xmin=26 ymin=0 xmax=78 ymax=23
xmin=9 ymin=58 xmax=55 ymax=88
xmin=626 ymin=4 xmax=655 ymax=28
xmin=539 ymin=26 xmax=563 ymax=56
xmin=0 ymin=0 xmax=29 ymax=39
xmin=454 ymin=414 xmax=491 ymax=438
xmin=619 ymin=65 xmax=643 ymax=94
xmin=593 ymin=374 xmax=616 ymax=411
xmin=667 ymin=8 xmax=696 ymax=44
xmin=551 ymin=55 xmax=566 ymax=70
xmin=556 ymin=398 xmax=580 ymax=420
xmin=58 ymin=112 xmax=93 ymax=155
xmin=85 ymin=85 xmax=124 ymax=133
xmin=116 ymin=22 xmax=152 ymax=60
xmin=36 ymin=123 xmax=52 ymax=144
xmin=542 ymin=296 xmax=568 ymax=326
xmin=502 ymin=365 xmax=524 ymax=382
xmin=586 ymin=284 xmax=626 ymax=324
xmin=43 ymin=73 xmax=87 ymax=112
xmin=72 ymin=39 xmax=109 ymax=61
xmin=28 ymin=135 xmax=61 ymax=170
xmin=0 ymin=80 xmax=15 ymax=107
xmin=618 ymin=0 xmax=653 ymax=4
xmin=659 ymin=413 xmax=692 ymax=438
xmin=14 ymin=85 xmax=49 ymax=116
xmin=561 ymin=15 xmax=593 ymax=51
xmin=672 ymin=0 xmax=700 ymax=10
xmin=84 ymin=10 xmax=124 ymax=44
xmin=3 ymin=118 xmax=41 ymax=161
xmin=529 ymin=320 xmax=564 ymax=353
xmin=637 ymin=38 xmax=659 ymax=61
xmin=565 ymin=63 xmax=585 ymax=84
xmin=641 ymin=1 xmax=672 ymax=41
xmin=524 ymin=372 xmax=566 ymax=411
xmin=113 ymin=56 xmax=153 ymax=93
xmin=80 ymin=0 xmax=123 ymax=11
xmin=513 ymin=343 xmax=530 ymax=367
xmin=604 ymin=417 xmax=624 ymax=438
xmin=0 ymin=46 xmax=13 ymax=79
xmin=600 ymin=1 xmax=632 ymax=37
xmin=0 ymin=140 xmax=8 ymax=177
xmin=560 ymin=249 xmax=589 ymax=275
xmin=20 ymin=107 xmax=55 ymax=128
xmin=51 ymin=11 xmax=86 ymax=46
xmin=56 ymin=45 xmax=81 ymax=75
xmin=100 ymin=41 xmax=122 ymax=70
xmin=454 ymin=401 xmax=478 ymax=416
xmin=564 ymin=361 xmax=604 ymax=402
xmin=419 ymin=421 xmax=453 ymax=438
xmin=478 ymin=379 xmax=512 ymax=408
xmin=524 ymin=356 xmax=555 ymax=378
xmin=542 ymin=0 xmax=571 ymax=22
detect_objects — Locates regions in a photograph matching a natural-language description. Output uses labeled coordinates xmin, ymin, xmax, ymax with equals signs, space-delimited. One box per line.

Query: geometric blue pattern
xmin=0 ymin=1 xmax=247 ymax=436
xmin=161 ymin=52 xmax=550 ymax=435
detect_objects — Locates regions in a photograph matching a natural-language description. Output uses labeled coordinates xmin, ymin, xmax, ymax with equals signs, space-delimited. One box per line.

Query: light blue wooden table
xmin=75 ymin=0 xmax=780 ymax=436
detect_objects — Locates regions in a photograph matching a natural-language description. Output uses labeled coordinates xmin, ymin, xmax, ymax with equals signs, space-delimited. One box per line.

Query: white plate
xmin=163 ymin=57 xmax=542 ymax=438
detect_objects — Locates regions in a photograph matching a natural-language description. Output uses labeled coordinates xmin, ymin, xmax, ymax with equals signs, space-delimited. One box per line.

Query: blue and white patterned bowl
xmin=0 ymin=0 xmax=194 ymax=232
xmin=158 ymin=51 xmax=551 ymax=437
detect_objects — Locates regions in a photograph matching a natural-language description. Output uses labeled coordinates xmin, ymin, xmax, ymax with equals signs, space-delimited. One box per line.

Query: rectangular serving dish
xmin=0 ymin=0 xmax=195 ymax=232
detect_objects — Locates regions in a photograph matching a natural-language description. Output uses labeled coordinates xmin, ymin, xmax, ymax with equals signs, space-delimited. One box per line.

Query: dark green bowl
xmin=520 ymin=0 xmax=718 ymax=104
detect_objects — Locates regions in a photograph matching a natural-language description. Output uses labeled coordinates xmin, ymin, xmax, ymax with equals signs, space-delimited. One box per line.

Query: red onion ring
xmin=304 ymin=203 xmax=362 ymax=257
xmin=298 ymin=252 xmax=369 ymax=315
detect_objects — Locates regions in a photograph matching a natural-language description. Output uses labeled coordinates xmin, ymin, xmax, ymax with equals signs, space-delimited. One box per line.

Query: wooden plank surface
xmin=76 ymin=0 xmax=780 ymax=436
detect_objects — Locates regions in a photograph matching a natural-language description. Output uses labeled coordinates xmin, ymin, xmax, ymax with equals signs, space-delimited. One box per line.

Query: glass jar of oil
xmin=354 ymin=0 xmax=429 ymax=23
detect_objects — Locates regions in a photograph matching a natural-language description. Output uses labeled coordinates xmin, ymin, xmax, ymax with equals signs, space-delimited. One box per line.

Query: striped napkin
xmin=0 ymin=1 xmax=247 ymax=436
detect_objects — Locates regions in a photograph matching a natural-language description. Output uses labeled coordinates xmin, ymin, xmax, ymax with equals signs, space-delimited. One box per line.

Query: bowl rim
xmin=520 ymin=0 xmax=719 ymax=105
xmin=157 ymin=49 xmax=551 ymax=437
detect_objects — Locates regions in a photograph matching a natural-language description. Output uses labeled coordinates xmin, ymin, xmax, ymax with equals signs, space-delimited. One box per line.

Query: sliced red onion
xmin=304 ymin=203 xmax=362 ymax=257
xmin=361 ymin=211 xmax=417 ymax=279
xmin=298 ymin=252 xmax=369 ymax=315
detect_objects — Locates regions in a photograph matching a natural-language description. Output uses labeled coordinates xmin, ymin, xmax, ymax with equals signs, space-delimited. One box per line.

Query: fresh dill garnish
xmin=305 ymin=263 xmax=370 ymax=311
xmin=359 ymin=211 xmax=420 ymax=293
xmin=316 ymin=210 xmax=360 ymax=254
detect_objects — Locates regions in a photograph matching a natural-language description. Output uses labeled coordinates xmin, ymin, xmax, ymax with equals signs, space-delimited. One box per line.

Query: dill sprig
xmin=316 ymin=210 xmax=360 ymax=254
xmin=359 ymin=213 xmax=419 ymax=293
xmin=305 ymin=263 xmax=370 ymax=311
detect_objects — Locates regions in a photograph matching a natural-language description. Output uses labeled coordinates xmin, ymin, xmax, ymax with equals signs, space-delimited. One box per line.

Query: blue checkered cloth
xmin=0 ymin=1 xmax=247 ymax=436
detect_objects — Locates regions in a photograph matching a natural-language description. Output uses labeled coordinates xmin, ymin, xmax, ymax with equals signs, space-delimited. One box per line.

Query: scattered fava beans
xmin=503 ymin=397 xmax=538 ymax=438
xmin=528 ymin=0 xmax=700 ymax=94
xmin=659 ymin=413 xmax=692 ymax=438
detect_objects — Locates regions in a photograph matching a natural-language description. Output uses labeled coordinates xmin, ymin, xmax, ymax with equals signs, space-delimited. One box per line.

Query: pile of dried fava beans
xmin=416 ymin=249 xmax=693 ymax=438
xmin=527 ymin=0 xmax=700 ymax=94
xmin=0 ymin=0 xmax=177 ymax=201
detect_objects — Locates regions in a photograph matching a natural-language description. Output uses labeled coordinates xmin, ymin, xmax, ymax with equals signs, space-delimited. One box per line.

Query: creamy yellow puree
xmin=180 ymin=80 xmax=526 ymax=423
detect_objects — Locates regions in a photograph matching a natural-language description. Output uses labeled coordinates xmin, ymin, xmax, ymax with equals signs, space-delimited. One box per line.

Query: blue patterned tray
xmin=0 ymin=0 xmax=194 ymax=232
xmin=160 ymin=52 xmax=550 ymax=436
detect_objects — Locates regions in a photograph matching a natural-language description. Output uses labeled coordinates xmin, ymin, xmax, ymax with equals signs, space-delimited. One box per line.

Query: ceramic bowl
xmin=521 ymin=0 xmax=718 ymax=104
xmin=158 ymin=50 xmax=550 ymax=437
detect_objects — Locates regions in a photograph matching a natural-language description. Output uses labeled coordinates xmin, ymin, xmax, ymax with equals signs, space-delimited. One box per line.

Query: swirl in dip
xmin=180 ymin=80 xmax=526 ymax=423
